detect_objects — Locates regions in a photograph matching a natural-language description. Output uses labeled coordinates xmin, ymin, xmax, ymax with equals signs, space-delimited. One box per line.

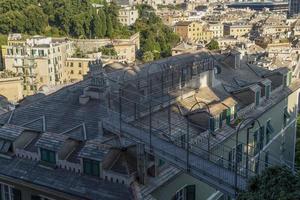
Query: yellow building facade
xmin=175 ymin=21 xmax=214 ymax=43
xmin=0 ymin=77 xmax=23 ymax=102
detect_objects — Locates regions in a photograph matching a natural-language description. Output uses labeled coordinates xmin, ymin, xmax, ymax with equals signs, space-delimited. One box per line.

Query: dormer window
xmin=40 ymin=148 xmax=56 ymax=164
xmin=83 ymin=158 xmax=100 ymax=177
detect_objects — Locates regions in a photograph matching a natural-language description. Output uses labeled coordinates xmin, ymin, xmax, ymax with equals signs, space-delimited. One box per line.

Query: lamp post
xmin=235 ymin=117 xmax=262 ymax=196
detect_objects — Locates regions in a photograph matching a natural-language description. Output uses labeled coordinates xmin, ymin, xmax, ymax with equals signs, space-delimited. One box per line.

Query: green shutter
xmin=259 ymin=126 xmax=265 ymax=150
xmin=265 ymin=85 xmax=270 ymax=99
xmin=253 ymin=131 xmax=258 ymax=154
xmin=226 ymin=108 xmax=231 ymax=125
xmin=83 ymin=159 xmax=92 ymax=175
xmin=219 ymin=113 xmax=222 ymax=128
xmin=41 ymin=149 xmax=47 ymax=162
xmin=92 ymin=160 xmax=100 ymax=177
xmin=41 ymin=148 xmax=56 ymax=164
xmin=12 ymin=188 xmax=22 ymax=200
xmin=186 ymin=185 xmax=196 ymax=200
xmin=236 ymin=144 xmax=243 ymax=163
xmin=255 ymin=91 xmax=260 ymax=106
xmin=283 ymin=75 xmax=287 ymax=86
xmin=209 ymin=118 xmax=215 ymax=131
xmin=84 ymin=159 xmax=100 ymax=177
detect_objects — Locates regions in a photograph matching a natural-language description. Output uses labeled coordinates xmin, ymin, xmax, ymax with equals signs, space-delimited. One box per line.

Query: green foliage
xmin=0 ymin=34 xmax=8 ymax=47
xmin=142 ymin=51 xmax=154 ymax=62
xmin=133 ymin=5 xmax=180 ymax=61
xmin=99 ymin=46 xmax=117 ymax=56
xmin=238 ymin=166 xmax=300 ymax=200
xmin=0 ymin=0 xmax=130 ymax=39
xmin=206 ymin=39 xmax=219 ymax=50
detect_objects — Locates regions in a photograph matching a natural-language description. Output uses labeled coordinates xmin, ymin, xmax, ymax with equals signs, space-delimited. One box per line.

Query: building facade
xmin=2 ymin=35 xmax=75 ymax=96
xmin=174 ymin=21 xmax=214 ymax=43
xmin=118 ymin=6 xmax=139 ymax=26
xmin=224 ymin=23 xmax=252 ymax=38
xmin=0 ymin=51 xmax=298 ymax=200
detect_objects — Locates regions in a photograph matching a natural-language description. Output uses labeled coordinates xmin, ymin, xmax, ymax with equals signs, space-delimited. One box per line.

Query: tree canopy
xmin=133 ymin=5 xmax=180 ymax=60
xmin=238 ymin=166 xmax=300 ymax=200
xmin=206 ymin=39 xmax=219 ymax=50
xmin=0 ymin=1 xmax=180 ymax=60
xmin=0 ymin=0 xmax=131 ymax=38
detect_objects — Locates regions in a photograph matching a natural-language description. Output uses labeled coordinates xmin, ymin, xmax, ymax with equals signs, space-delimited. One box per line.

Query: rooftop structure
xmin=0 ymin=49 xmax=298 ymax=199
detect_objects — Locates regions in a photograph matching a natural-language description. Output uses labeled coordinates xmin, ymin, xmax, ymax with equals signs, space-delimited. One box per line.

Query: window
xmin=83 ymin=158 xmax=100 ymax=177
xmin=40 ymin=148 xmax=56 ymax=164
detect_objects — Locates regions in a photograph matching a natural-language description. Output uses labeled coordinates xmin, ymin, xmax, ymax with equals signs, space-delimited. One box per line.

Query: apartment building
xmin=1 ymin=34 xmax=74 ymax=96
xmin=208 ymin=23 xmax=224 ymax=38
xmin=118 ymin=6 xmax=139 ymax=26
xmin=0 ymin=50 xmax=298 ymax=200
xmin=64 ymin=58 xmax=94 ymax=83
xmin=224 ymin=23 xmax=252 ymax=38
xmin=262 ymin=24 xmax=290 ymax=36
xmin=174 ymin=21 xmax=214 ymax=43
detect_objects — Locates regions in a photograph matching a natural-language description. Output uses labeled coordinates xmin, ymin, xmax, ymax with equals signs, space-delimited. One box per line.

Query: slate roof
xmin=0 ymin=157 xmax=132 ymax=200
xmin=0 ymin=124 xmax=25 ymax=141
xmin=79 ymin=138 xmax=110 ymax=161
xmin=0 ymin=81 xmax=108 ymax=141
xmin=35 ymin=132 xmax=68 ymax=152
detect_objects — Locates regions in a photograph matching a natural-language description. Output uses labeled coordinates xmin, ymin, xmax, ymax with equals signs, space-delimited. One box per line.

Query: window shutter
xmin=186 ymin=185 xmax=196 ymax=200
xmin=226 ymin=108 xmax=231 ymax=125
xmin=260 ymin=126 xmax=265 ymax=150
xmin=209 ymin=118 xmax=215 ymax=131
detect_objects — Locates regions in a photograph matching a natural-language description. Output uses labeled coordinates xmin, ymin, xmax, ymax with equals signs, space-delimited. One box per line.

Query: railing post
xmin=168 ymin=96 xmax=171 ymax=135
xmin=149 ymin=80 xmax=153 ymax=151
xmin=186 ymin=120 xmax=190 ymax=172
xmin=119 ymin=88 xmax=122 ymax=134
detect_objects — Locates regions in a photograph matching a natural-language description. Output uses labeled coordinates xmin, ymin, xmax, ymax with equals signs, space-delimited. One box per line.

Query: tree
xmin=23 ymin=5 xmax=48 ymax=34
xmin=142 ymin=51 xmax=154 ymax=63
xmin=206 ymin=39 xmax=219 ymax=50
xmin=238 ymin=166 xmax=300 ymax=200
